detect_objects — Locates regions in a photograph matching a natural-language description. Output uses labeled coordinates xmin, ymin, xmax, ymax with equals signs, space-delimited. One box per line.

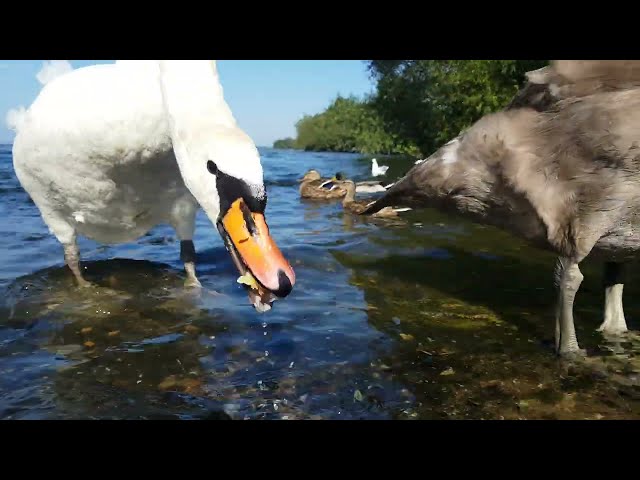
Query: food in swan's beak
xmin=237 ymin=272 xmax=259 ymax=289
xmin=237 ymin=272 xmax=274 ymax=312
xmin=217 ymin=198 xmax=296 ymax=312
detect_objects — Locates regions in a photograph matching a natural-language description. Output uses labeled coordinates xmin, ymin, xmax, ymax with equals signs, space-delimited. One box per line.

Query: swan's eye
xmin=207 ymin=160 xmax=218 ymax=175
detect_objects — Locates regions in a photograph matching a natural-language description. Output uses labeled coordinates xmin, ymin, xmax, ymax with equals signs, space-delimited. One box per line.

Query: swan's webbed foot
xmin=558 ymin=347 xmax=588 ymax=360
xmin=598 ymin=262 xmax=628 ymax=335
xmin=184 ymin=264 xmax=202 ymax=289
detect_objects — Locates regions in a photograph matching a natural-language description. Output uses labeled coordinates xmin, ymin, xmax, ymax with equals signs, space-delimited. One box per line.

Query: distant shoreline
xmin=268 ymin=145 xmax=420 ymax=160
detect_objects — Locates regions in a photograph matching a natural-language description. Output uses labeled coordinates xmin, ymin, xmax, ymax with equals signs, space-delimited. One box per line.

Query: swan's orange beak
xmin=220 ymin=198 xmax=295 ymax=298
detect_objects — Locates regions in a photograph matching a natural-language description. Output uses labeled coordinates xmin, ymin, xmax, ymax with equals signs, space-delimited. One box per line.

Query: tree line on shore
xmin=273 ymin=60 xmax=548 ymax=158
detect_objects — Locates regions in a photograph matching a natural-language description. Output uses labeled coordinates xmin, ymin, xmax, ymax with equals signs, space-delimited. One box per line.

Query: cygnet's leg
xmin=170 ymin=196 xmax=201 ymax=288
xmin=554 ymin=257 xmax=586 ymax=358
xmin=598 ymin=261 xmax=628 ymax=335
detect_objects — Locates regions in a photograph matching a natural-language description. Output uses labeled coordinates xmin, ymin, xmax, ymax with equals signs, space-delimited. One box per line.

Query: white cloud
xmin=6 ymin=106 xmax=27 ymax=132
xmin=5 ymin=60 xmax=76 ymax=133
xmin=36 ymin=60 xmax=73 ymax=85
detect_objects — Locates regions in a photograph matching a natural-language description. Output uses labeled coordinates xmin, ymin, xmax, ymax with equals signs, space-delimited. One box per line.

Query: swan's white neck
xmin=158 ymin=60 xmax=236 ymax=130
xmin=158 ymin=60 xmax=265 ymax=220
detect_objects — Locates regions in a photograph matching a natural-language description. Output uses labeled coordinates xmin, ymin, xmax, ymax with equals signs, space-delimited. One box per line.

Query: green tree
xmin=293 ymin=95 xmax=418 ymax=155
xmin=273 ymin=137 xmax=297 ymax=149
xmin=367 ymin=60 xmax=549 ymax=156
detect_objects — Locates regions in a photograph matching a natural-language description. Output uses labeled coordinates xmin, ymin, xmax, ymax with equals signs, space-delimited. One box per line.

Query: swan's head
xmin=178 ymin=126 xmax=296 ymax=312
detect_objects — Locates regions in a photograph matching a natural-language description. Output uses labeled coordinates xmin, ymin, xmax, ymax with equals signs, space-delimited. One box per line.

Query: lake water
xmin=1 ymin=145 xmax=639 ymax=420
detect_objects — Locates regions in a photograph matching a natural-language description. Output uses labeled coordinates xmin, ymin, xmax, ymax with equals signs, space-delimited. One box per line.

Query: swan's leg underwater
xmin=180 ymin=240 xmax=201 ymax=288
xmin=170 ymin=196 xmax=201 ymax=288
xmin=18 ymin=189 xmax=91 ymax=287
xmin=63 ymin=238 xmax=91 ymax=288
xmin=599 ymin=261 xmax=628 ymax=335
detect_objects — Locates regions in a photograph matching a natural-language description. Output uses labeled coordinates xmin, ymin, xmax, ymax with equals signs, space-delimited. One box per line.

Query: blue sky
xmin=0 ymin=60 xmax=375 ymax=146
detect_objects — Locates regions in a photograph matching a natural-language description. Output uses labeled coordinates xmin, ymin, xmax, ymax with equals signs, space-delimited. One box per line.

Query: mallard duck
xmin=342 ymin=180 xmax=410 ymax=217
xmin=298 ymin=170 xmax=348 ymax=199
xmin=10 ymin=60 xmax=296 ymax=313
xmin=363 ymin=60 xmax=640 ymax=357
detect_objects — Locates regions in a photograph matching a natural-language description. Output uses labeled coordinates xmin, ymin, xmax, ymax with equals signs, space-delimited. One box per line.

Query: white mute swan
xmin=11 ymin=60 xmax=295 ymax=312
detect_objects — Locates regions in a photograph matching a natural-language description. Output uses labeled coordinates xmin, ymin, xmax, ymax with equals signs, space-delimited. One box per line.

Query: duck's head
xmin=179 ymin=126 xmax=296 ymax=312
